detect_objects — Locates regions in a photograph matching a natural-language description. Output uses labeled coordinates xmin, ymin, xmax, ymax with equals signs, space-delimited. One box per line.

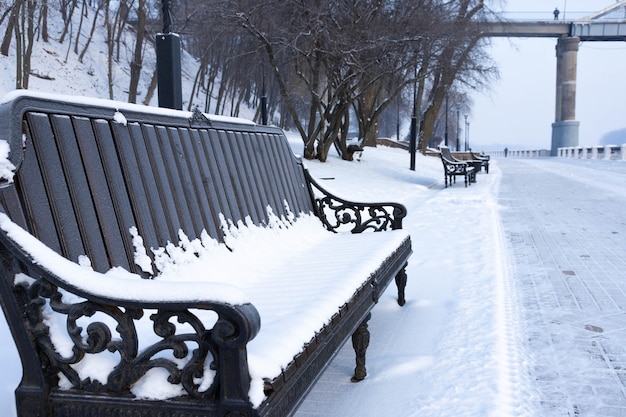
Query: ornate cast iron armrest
xmin=304 ymin=170 xmax=407 ymax=233
xmin=0 ymin=219 xmax=261 ymax=414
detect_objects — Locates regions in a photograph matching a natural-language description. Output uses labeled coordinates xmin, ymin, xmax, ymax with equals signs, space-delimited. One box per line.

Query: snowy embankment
xmin=289 ymin=139 xmax=534 ymax=417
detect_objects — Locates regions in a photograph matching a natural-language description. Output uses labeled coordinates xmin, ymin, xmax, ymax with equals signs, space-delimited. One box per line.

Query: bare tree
xmin=128 ymin=0 xmax=146 ymax=103
xmin=59 ymin=0 xmax=77 ymax=44
xmin=418 ymin=0 xmax=497 ymax=151
xmin=78 ymin=0 xmax=103 ymax=62
xmin=1 ymin=0 xmax=22 ymax=57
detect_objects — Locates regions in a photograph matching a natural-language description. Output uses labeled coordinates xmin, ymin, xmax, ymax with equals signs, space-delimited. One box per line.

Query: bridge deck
xmin=481 ymin=20 xmax=626 ymax=41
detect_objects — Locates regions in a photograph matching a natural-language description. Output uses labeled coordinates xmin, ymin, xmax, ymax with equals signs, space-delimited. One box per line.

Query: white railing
xmin=487 ymin=149 xmax=551 ymax=157
xmin=558 ymin=145 xmax=626 ymax=160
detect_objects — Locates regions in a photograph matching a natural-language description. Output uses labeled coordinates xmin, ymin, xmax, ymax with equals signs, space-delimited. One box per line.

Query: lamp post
xmin=456 ymin=110 xmax=460 ymax=151
xmin=156 ymin=0 xmax=182 ymax=110
xmin=464 ymin=114 xmax=469 ymax=151
xmin=409 ymin=70 xmax=417 ymax=171
xmin=261 ymin=67 xmax=268 ymax=125
xmin=444 ymin=93 xmax=448 ymax=147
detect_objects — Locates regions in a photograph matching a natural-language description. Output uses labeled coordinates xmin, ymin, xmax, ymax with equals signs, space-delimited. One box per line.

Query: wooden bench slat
xmin=91 ymin=119 xmax=137 ymax=272
xmin=249 ymin=133 xmax=287 ymax=218
xmin=227 ymin=130 xmax=266 ymax=224
xmin=236 ymin=132 xmax=275 ymax=222
xmin=172 ymin=127 xmax=217 ymax=239
xmin=27 ymin=112 xmax=85 ymax=258
xmin=160 ymin=125 xmax=205 ymax=238
xmin=209 ymin=129 xmax=245 ymax=226
xmin=274 ymin=133 xmax=312 ymax=214
xmin=262 ymin=133 xmax=307 ymax=218
xmin=50 ymin=114 xmax=110 ymax=271
xmin=126 ymin=123 xmax=181 ymax=247
xmin=110 ymin=122 xmax=165 ymax=265
xmin=72 ymin=116 xmax=131 ymax=272
xmin=185 ymin=129 xmax=226 ymax=240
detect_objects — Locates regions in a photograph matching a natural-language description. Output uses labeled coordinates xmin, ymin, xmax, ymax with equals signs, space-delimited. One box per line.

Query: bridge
xmin=479 ymin=1 xmax=626 ymax=155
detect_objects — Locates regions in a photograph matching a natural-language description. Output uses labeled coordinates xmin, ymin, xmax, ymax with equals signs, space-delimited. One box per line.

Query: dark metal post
xmin=409 ymin=71 xmax=417 ymax=171
xmin=444 ymin=93 xmax=449 ymax=147
xmin=456 ymin=110 xmax=460 ymax=151
xmin=261 ymin=70 xmax=268 ymax=125
xmin=396 ymin=97 xmax=400 ymax=144
xmin=156 ymin=0 xmax=183 ymax=110
xmin=464 ymin=114 xmax=469 ymax=151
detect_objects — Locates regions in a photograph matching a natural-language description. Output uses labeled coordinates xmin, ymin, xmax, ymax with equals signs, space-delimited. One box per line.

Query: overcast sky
xmin=469 ymin=0 xmax=626 ymax=150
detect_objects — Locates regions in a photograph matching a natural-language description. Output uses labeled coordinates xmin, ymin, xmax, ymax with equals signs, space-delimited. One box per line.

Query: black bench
xmin=439 ymin=145 xmax=476 ymax=188
xmin=333 ymin=137 xmax=364 ymax=161
xmin=0 ymin=91 xmax=412 ymax=417
xmin=469 ymin=150 xmax=489 ymax=173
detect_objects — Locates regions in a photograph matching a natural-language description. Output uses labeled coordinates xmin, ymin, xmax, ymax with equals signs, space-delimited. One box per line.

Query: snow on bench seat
xmin=0 ymin=210 xmax=409 ymax=407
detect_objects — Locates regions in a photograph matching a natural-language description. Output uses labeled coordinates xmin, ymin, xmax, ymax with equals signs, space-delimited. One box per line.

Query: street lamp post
xmin=409 ymin=73 xmax=417 ymax=171
xmin=456 ymin=110 xmax=460 ymax=151
xmin=156 ymin=0 xmax=183 ymax=110
xmin=464 ymin=114 xmax=469 ymax=151
xmin=444 ymin=93 xmax=448 ymax=147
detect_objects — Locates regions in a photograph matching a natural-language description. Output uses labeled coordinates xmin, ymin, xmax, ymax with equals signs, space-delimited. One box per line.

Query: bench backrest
xmin=439 ymin=145 xmax=456 ymax=162
xmin=0 ymin=92 xmax=314 ymax=276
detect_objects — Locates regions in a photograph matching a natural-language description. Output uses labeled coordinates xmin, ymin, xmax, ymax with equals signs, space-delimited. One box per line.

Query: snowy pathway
xmin=297 ymin=156 xmax=626 ymax=417
xmin=498 ymin=158 xmax=626 ymax=417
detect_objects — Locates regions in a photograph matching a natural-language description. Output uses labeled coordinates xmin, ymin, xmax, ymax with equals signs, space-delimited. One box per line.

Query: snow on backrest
xmin=0 ymin=92 xmax=314 ymax=276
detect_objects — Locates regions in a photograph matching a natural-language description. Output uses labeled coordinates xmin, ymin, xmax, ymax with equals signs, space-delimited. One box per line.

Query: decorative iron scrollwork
xmin=189 ymin=107 xmax=211 ymax=128
xmin=12 ymin=265 xmax=259 ymax=407
xmin=304 ymin=170 xmax=407 ymax=233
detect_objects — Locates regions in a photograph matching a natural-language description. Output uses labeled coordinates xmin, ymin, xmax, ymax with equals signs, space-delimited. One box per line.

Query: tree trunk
xmin=41 ymin=0 xmax=48 ymax=41
xmin=59 ymin=0 xmax=77 ymax=44
xmin=74 ymin=0 xmax=86 ymax=54
xmin=128 ymin=0 xmax=146 ymax=104
xmin=13 ymin=2 xmax=22 ymax=88
xmin=22 ymin=0 xmax=36 ymax=89
xmin=1 ymin=0 xmax=23 ymax=57
xmin=78 ymin=1 xmax=102 ymax=62
xmin=142 ymin=67 xmax=158 ymax=105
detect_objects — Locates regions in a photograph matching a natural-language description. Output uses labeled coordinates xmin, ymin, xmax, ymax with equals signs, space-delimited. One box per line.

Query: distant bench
xmin=439 ymin=145 xmax=476 ymax=187
xmin=469 ymin=150 xmax=489 ymax=173
xmin=0 ymin=91 xmax=412 ymax=417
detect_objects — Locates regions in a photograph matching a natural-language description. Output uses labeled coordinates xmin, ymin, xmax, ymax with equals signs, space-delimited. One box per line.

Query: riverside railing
xmin=557 ymin=145 xmax=626 ymax=160
xmin=487 ymin=149 xmax=550 ymax=157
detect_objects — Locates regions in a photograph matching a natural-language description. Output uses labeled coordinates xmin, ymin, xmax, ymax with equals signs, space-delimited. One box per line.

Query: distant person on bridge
xmin=504 ymin=147 xmax=509 ymax=158
xmin=553 ymin=7 xmax=560 ymax=20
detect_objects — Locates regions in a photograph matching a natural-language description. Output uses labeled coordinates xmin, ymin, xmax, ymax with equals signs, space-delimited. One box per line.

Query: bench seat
xmin=1 ymin=209 xmax=410 ymax=408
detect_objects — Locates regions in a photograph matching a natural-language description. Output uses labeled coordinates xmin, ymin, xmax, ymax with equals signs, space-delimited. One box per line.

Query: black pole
xmin=409 ymin=69 xmax=417 ymax=171
xmin=162 ymin=0 xmax=172 ymax=33
xmin=444 ymin=93 xmax=449 ymax=147
xmin=396 ymin=97 xmax=400 ymax=144
xmin=261 ymin=69 xmax=268 ymax=125
xmin=156 ymin=0 xmax=182 ymax=110
xmin=456 ymin=110 xmax=460 ymax=151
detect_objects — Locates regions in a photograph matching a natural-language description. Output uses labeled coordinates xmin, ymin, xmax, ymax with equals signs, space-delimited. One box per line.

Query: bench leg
xmin=351 ymin=313 xmax=371 ymax=382
xmin=395 ymin=267 xmax=407 ymax=306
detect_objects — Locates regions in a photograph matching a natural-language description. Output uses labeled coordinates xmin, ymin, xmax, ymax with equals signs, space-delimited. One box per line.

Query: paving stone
xmin=499 ymin=158 xmax=626 ymax=417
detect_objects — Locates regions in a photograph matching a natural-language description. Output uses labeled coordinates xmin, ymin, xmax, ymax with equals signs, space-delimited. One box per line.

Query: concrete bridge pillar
xmin=551 ymin=36 xmax=580 ymax=156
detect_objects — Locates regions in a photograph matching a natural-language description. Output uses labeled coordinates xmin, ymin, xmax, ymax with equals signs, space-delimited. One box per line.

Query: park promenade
xmin=297 ymin=156 xmax=626 ymax=417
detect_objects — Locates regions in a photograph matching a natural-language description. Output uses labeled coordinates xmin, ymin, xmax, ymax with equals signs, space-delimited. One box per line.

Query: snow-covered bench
xmin=469 ymin=150 xmax=489 ymax=173
xmin=439 ymin=146 xmax=476 ymax=188
xmin=0 ymin=91 xmax=412 ymax=417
